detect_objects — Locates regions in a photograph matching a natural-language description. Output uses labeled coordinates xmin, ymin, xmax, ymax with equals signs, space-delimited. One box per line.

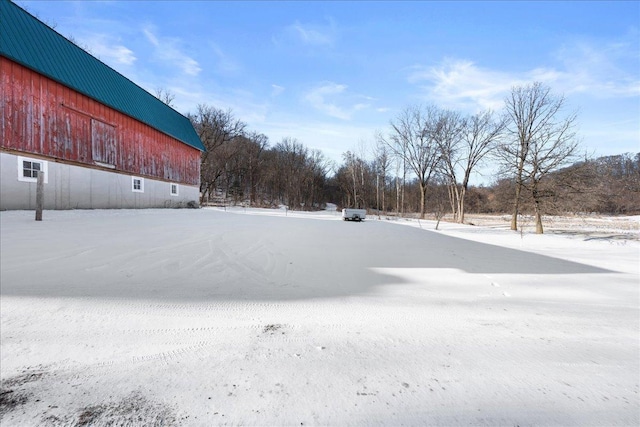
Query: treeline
xmin=187 ymin=83 xmax=639 ymax=230
xmin=330 ymin=152 xmax=640 ymax=216
xmin=189 ymin=105 xmax=331 ymax=209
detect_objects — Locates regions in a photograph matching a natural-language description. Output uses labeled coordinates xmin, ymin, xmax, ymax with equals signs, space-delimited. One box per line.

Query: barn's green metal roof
xmin=0 ymin=0 xmax=205 ymax=151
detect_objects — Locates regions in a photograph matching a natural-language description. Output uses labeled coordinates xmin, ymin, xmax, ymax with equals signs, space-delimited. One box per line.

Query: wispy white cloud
xmin=290 ymin=19 xmax=336 ymax=45
xmin=553 ymin=37 xmax=640 ymax=98
xmin=179 ymin=58 xmax=201 ymax=76
xmin=304 ymin=82 xmax=351 ymax=120
xmin=81 ymin=34 xmax=136 ymax=65
xmin=209 ymin=42 xmax=240 ymax=74
xmin=142 ymin=27 xmax=159 ymax=46
xmin=275 ymin=18 xmax=338 ymax=47
xmin=303 ymin=82 xmax=383 ymax=121
xmin=142 ymin=25 xmax=201 ymax=76
xmin=409 ymin=36 xmax=640 ymax=112
xmin=408 ymin=59 xmax=528 ymax=111
xmin=271 ymin=84 xmax=285 ymax=97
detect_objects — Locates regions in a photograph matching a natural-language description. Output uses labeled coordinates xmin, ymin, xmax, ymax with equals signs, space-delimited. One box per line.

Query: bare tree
xmin=524 ymin=114 xmax=579 ymax=233
xmin=388 ymin=105 xmax=442 ymax=219
xmin=432 ymin=109 xmax=465 ymax=221
xmin=155 ymin=87 xmax=176 ymax=107
xmin=456 ymin=110 xmax=506 ymax=223
xmin=501 ymin=82 xmax=579 ymax=233
xmin=429 ymin=174 xmax=451 ymax=230
xmin=373 ymin=132 xmax=391 ymax=216
xmin=342 ymin=151 xmax=368 ymax=209
xmin=394 ymin=155 xmax=404 ymax=216
xmin=306 ymin=149 xmax=331 ymax=209
xmin=274 ymin=137 xmax=305 ymax=208
xmin=244 ymin=132 xmax=269 ymax=206
xmin=188 ymin=105 xmax=246 ymax=204
xmin=380 ymin=127 xmax=408 ymax=217
xmin=224 ymin=132 xmax=269 ymax=206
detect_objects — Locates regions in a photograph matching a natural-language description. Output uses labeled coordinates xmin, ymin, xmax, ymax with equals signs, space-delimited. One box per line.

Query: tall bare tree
xmin=388 ymin=105 xmax=442 ymax=219
xmin=229 ymin=132 xmax=269 ymax=206
xmin=306 ymin=149 xmax=331 ymax=209
xmin=342 ymin=150 xmax=371 ymax=209
xmin=432 ymin=109 xmax=465 ymax=220
xmin=188 ymin=105 xmax=246 ymax=203
xmin=373 ymin=132 xmax=391 ymax=216
xmin=380 ymin=126 xmax=408 ymax=216
xmin=524 ymin=114 xmax=579 ymax=233
xmin=245 ymin=132 xmax=269 ymax=206
xmin=501 ymin=82 xmax=579 ymax=233
xmin=456 ymin=110 xmax=507 ymax=223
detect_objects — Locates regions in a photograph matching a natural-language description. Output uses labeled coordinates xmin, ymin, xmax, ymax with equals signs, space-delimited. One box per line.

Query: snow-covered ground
xmin=1 ymin=207 xmax=638 ymax=426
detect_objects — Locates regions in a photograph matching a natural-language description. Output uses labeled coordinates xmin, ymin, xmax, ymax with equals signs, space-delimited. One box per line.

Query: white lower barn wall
xmin=0 ymin=152 xmax=200 ymax=210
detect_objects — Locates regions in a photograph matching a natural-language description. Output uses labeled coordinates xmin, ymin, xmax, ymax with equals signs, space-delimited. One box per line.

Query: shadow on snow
xmin=0 ymin=210 xmax=611 ymax=301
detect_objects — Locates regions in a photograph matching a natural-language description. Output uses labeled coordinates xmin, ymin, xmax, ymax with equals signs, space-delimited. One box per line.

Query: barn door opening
xmin=91 ymin=119 xmax=117 ymax=167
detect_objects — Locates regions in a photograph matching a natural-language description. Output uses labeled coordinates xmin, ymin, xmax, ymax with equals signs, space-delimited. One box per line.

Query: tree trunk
xmin=352 ymin=170 xmax=357 ymax=208
xmin=382 ymin=177 xmax=386 ymax=216
xmin=458 ymin=186 xmax=467 ymax=224
xmin=401 ymin=173 xmax=405 ymax=217
xmin=535 ymin=208 xmax=543 ymax=234
xmin=376 ymin=174 xmax=380 ymax=217
xmin=511 ymin=178 xmax=522 ymax=231
xmin=447 ymin=184 xmax=456 ymax=220
xmin=395 ymin=176 xmax=400 ymax=215
xmin=450 ymin=184 xmax=461 ymax=223
xmin=532 ymin=186 xmax=544 ymax=234
xmin=419 ymin=182 xmax=427 ymax=219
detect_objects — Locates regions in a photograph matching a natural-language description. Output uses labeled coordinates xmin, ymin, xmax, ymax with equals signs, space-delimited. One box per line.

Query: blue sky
xmin=17 ymin=1 xmax=640 ymax=178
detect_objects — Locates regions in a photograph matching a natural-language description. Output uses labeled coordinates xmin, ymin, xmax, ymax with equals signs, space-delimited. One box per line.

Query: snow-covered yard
xmin=1 ymin=207 xmax=638 ymax=426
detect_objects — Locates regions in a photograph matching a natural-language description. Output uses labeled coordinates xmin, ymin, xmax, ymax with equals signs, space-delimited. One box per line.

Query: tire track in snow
xmin=69 ymin=300 xmax=297 ymax=317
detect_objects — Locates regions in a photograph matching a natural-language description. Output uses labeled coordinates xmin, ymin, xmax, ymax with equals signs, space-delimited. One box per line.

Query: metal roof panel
xmin=0 ymin=0 xmax=205 ymax=151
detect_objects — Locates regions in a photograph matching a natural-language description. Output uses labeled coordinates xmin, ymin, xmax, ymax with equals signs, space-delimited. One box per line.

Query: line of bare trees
xmin=188 ymin=105 xmax=331 ymax=209
xmin=183 ymin=83 xmax=637 ymax=233
xmin=334 ymin=152 xmax=639 ymax=214
xmin=336 ymin=82 xmax=582 ymax=233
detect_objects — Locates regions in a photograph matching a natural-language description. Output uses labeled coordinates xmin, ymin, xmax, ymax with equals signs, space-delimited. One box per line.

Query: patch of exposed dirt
xmin=0 ymin=369 xmax=47 ymax=416
xmin=2 ymin=371 xmax=45 ymax=388
xmin=0 ymin=389 xmax=29 ymax=415
xmin=263 ymin=324 xmax=284 ymax=334
xmin=2 ymin=368 xmax=178 ymax=427
xmin=42 ymin=392 xmax=177 ymax=427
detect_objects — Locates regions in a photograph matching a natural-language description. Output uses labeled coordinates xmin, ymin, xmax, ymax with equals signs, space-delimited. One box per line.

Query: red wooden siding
xmin=1 ymin=57 xmax=201 ymax=186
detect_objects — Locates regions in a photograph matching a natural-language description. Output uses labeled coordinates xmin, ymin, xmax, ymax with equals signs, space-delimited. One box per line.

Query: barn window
xmin=17 ymin=156 xmax=48 ymax=183
xmin=170 ymin=183 xmax=179 ymax=196
xmin=132 ymin=177 xmax=144 ymax=193
xmin=23 ymin=161 xmax=40 ymax=178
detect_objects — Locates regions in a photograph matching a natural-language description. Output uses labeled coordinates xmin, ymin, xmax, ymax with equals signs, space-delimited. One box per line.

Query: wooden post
xmin=35 ymin=172 xmax=44 ymax=221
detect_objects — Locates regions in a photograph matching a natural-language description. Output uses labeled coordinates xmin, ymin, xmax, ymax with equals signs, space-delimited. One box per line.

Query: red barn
xmin=0 ymin=0 xmax=205 ymax=210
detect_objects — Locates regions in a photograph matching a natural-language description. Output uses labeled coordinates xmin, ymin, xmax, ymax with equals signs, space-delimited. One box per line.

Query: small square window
xmin=170 ymin=183 xmax=179 ymax=196
xmin=23 ymin=161 xmax=41 ymax=178
xmin=18 ymin=156 xmax=48 ymax=183
xmin=132 ymin=177 xmax=144 ymax=193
